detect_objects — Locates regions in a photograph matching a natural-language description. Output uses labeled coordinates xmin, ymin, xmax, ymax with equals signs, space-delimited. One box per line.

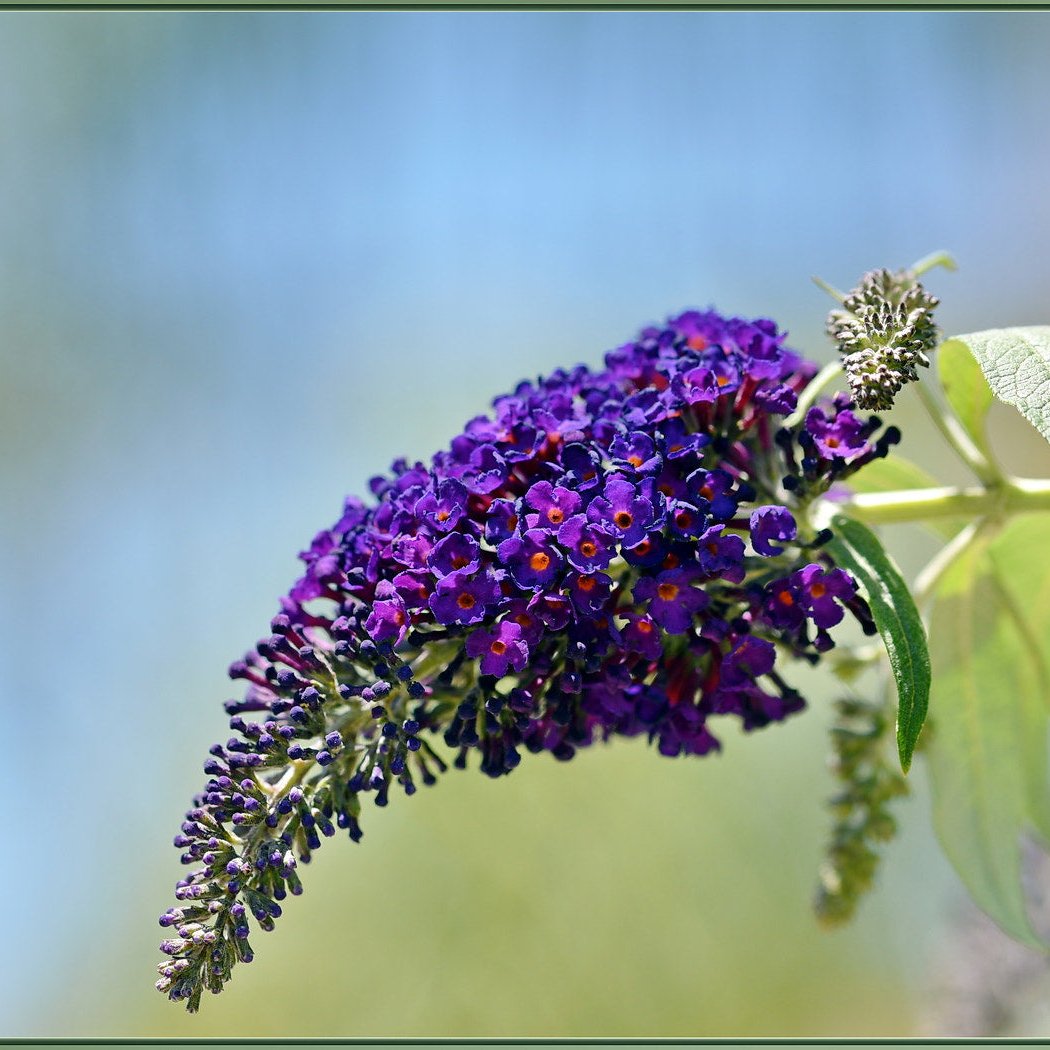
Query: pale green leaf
xmin=947 ymin=327 xmax=1050 ymax=447
xmin=938 ymin=337 xmax=995 ymax=460
xmin=925 ymin=536 xmax=1049 ymax=948
xmin=989 ymin=514 xmax=1050 ymax=843
xmin=824 ymin=514 xmax=931 ymax=771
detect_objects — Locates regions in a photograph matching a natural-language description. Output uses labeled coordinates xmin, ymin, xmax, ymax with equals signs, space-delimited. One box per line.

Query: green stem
xmin=914 ymin=379 xmax=1000 ymax=485
xmin=912 ymin=518 xmax=991 ymax=610
xmin=836 ymin=477 xmax=1050 ymax=526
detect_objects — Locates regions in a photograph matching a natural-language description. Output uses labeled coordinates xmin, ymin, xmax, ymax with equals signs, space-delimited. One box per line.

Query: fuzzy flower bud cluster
xmin=826 ymin=268 xmax=940 ymax=410
xmin=157 ymin=308 xmax=900 ymax=1010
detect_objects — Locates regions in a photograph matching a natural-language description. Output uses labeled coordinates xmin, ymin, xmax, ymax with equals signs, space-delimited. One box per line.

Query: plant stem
xmin=836 ymin=477 xmax=1050 ymax=526
xmin=914 ymin=380 xmax=1000 ymax=485
xmin=911 ymin=518 xmax=989 ymax=610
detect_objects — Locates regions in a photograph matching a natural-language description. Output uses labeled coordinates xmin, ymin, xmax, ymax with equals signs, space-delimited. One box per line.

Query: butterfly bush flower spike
xmin=158 ymin=306 xmax=901 ymax=1010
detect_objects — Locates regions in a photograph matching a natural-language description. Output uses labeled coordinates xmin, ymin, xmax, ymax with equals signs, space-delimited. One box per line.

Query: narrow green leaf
xmin=925 ymin=536 xmax=1049 ymax=948
xmin=824 ymin=513 xmax=931 ymax=772
xmin=938 ymin=338 xmax=995 ymax=461
xmin=846 ymin=454 xmax=961 ymax=539
xmin=946 ymin=326 xmax=1050 ymax=447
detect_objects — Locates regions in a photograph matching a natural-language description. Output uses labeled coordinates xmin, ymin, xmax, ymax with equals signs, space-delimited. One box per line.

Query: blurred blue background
xmin=3 ymin=10 xmax=1050 ymax=1037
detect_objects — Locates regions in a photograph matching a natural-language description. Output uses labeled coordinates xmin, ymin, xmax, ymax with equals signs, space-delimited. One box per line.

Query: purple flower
xmin=557 ymin=514 xmax=615 ymax=573
xmin=617 ymin=612 xmax=663 ymax=660
xmin=560 ymin=442 xmax=603 ymax=491
xmin=794 ymin=563 xmax=856 ymax=628
xmin=687 ymin=468 xmax=739 ymax=521
xmin=696 ymin=525 xmax=746 ymax=582
xmin=750 ymin=506 xmax=797 ymax=557
xmin=428 ymin=533 xmax=481 ymax=578
xmin=588 ymin=477 xmax=662 ymax=549
xmin=501 ymin=598 xmax=546 ymax=645
xmin=527 ymin=591 xmax=573 ymax=631
xmin=761 ymin=575 xmax=807 ymax=631
xmin=667 ymin=499 xmax=706 ymax=540
xmin=485 ymin=498 xmax=520 ymax=544
xmin=656 ymin=703 xmax=721 ymax=757
xmin=658 ymin=417 xmax=709 ymax=462
xmin=524 ymin=481 xmax=582 ymax=532
xmin=428 ymin=570 xmax=501 ymax=625
xmin=415 ymin=478 xmax=469 ymax=533
xmin=620 ymin=531 xmax=671 ymax=569
xmin=459 ymin=444 xmax=509 ymax=495
xmin=566 ymin=571 xmax=613 ymax=616
xmin=498 ymin=529 xmax=565 ymax=591
xmin=610 ymin=431 xmax=662 ymax=475
xmin=392 ymin=569 xmax=432 ymax=611
xmin=633 ymin=569 xmax=709 ymax=634
xmin=721 ymin=635 xmax=776 ymax=686
xmin=363 ymin=582 xmax=409 ymax=646
xmin=754 ymin=383 xmax=797 ymax=415
xmin=466 ymin=621 xmax=530 ymax=677
xmin=804 ymin=406 xmax=871 ymax=461
xmin=672 ymin=364 xmax=731 ymax=405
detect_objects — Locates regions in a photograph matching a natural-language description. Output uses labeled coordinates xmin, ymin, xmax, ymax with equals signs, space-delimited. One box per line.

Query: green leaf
xmin=938 ymin=337 xmax=995 ymax=461
xmin=824 ymin=513 xmax=931 ymax=772
xmin=945 ymin=326 xmax=1050 ymax=447
xmin=925 ymin=532 xmax=1050 ymax=948
xmin=988 ymin=514 xmax=1050 ymax=844
xmin=846 ymin=454 xmax=961 ymax=540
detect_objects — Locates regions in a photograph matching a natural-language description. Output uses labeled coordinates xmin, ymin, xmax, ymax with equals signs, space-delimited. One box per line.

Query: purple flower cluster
xmin=158 ymin=308 xmax=896 ymax=1010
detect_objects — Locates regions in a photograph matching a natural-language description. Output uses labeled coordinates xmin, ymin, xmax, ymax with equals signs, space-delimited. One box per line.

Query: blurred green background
xmin=3 ymin=10 xmax=1050 ymax=1038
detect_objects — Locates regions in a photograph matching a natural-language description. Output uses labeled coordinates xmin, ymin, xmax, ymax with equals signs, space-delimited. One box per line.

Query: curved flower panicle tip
xmin=158 ymin=307 xmax=894 ymax=1010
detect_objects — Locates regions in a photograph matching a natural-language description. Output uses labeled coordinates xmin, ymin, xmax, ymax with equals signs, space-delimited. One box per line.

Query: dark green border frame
xmin=1 ymin=5 xmax=1045 ymax=1046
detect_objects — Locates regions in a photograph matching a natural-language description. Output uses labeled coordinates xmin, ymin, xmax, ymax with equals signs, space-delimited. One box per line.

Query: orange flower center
xmin=614 ymin=511 xmax=633 ymax=529
xmin=810 ymin=582 xmax=826 ymax=598
xmin=490 ymin=640 xmax=507 ymax=655
xmin=657 ymin=582 xmax=679 ymax=601
xmin=627 ymin=455 xmax=644 ymax=468
xmin=636 ymin=619 xmax=653 ymax=634
xmin=777 ymin=590 xmax=794 ymax=607
xmin=457 ymin=593 xmax=477 ymax=610
xmin=577 ymin=576 xmax=597 ymax=592
xmin=580 ymin=541 xmax=597 ymax=558
xmin=675 ymin=511 xmax=693 ymax=529
xmin=436 ymin=510 xmax=450 ymax=522
xmin=529 ymin=552 xmax=551 ymax=572
xmin=547 ymin=508 xmax=564 ymax=524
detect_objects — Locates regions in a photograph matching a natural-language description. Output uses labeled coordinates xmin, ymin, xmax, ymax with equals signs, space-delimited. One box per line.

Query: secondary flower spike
xmin=158 ymin=308 xmax=892 ymax=1011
